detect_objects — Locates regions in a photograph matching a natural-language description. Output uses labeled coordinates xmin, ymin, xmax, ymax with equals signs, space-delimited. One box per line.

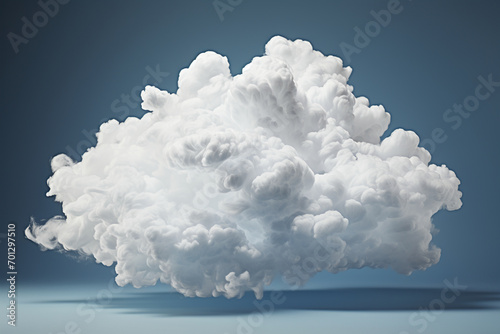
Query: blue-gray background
xmin=1 ymin=0 xmax=499 ymax=333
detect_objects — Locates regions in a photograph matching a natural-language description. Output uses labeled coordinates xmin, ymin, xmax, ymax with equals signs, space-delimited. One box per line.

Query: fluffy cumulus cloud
xmin=26 ymin=36 xmax=462 ymax=298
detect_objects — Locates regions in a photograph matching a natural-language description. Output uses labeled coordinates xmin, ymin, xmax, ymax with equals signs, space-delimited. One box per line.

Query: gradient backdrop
xmin=1 ymin=0 xmax=499 ymax=333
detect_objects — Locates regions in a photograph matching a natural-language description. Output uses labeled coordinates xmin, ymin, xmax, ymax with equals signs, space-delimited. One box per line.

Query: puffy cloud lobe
xmin=26 ymin=36 xmax=462 ymax=298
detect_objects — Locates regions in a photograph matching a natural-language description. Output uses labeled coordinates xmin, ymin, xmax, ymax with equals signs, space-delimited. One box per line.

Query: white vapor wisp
xmin=26 ymin=36 xmax=462 ymax=298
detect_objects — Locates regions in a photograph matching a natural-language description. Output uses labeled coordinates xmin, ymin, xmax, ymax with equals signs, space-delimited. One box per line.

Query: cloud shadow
xmin=37 ymin=287 xmax=500 ymax=317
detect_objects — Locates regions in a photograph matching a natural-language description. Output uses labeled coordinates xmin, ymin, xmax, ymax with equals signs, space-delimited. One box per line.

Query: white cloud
xmin=26 ymin=36 xmax=462 ymax=298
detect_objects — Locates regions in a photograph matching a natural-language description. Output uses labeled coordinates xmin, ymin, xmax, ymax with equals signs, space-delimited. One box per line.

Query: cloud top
xmin=27 ymin=36 xmax=462 ymax=298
